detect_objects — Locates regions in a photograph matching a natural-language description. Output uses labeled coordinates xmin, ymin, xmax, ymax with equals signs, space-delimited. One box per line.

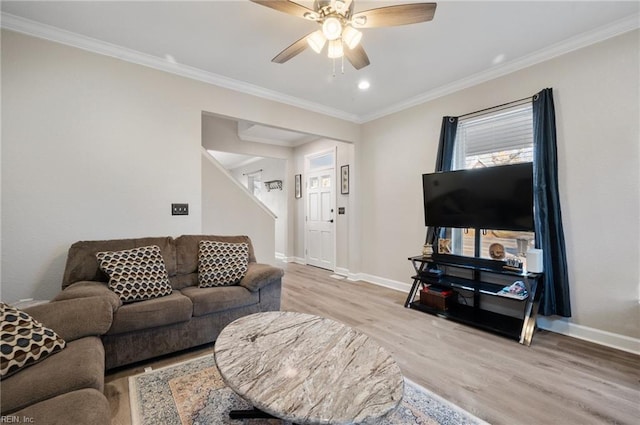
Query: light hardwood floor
xmin=105 ymin=262 xmax=639 ymax=425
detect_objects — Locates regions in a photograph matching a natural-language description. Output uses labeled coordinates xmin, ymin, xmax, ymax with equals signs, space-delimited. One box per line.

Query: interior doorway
xmin=304 ymin=149 xmax=336 ymax=271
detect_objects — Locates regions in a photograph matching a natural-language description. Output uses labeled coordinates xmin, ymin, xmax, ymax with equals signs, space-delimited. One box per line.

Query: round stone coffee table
xmin=214 ymin=311 xmax=403 ymax=424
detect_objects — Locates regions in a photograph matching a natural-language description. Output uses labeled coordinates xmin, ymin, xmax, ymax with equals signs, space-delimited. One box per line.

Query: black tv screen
xmin=422 ymin=163 xmax=534 ymax=231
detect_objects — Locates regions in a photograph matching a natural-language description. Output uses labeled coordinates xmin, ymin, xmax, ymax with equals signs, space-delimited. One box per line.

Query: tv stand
xmin=405 ymin=255 xmax=542 ymax=345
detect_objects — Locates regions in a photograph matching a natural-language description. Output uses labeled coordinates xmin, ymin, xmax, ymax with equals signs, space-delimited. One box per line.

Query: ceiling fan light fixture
xmin=327 ymin=39 xmax=344 ymax=58
xmin=307 ymin=30 xmax=327 ymax=54
xmin=333 ymin=0 xmax=347 ymax=14
xmin=322 ymin=16 xmax=343 ymax=40
xmin=303 ymin=11 xmax=319 ymax=21
xmin=352 ymin=15 xmax=367 ymax=27
xmin=342 ymin=25 xmax=362 ymax=49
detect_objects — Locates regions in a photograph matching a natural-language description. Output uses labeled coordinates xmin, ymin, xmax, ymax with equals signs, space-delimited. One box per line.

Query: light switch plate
xmin=172 ymin=203 xmax=189 ymax=216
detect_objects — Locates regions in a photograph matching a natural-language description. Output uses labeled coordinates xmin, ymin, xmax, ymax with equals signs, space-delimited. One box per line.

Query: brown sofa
xmin=54 ymin=235 xmax=283 ymax=369
xmin=0 ymin=297 xmax=113 ymax=425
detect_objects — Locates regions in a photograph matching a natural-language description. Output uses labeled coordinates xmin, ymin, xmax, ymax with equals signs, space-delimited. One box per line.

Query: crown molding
xmin=0 ymin=12 xmax=359 ymax=123
xmin=358 ymin=13 xmax=640 ymax=123
xmin=2 ymin=11 xmax=638 ymax=125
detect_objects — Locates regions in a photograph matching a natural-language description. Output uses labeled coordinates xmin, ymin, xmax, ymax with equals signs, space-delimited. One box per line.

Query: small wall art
xmin=340 ymin=165 xmax=349 ymax=195
xmin=294 ymin=174 xmax=302 ymax=199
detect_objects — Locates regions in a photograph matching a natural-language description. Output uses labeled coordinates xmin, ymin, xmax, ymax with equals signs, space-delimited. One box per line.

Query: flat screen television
xmin=422 ymin=162 xmax=534 ymax=231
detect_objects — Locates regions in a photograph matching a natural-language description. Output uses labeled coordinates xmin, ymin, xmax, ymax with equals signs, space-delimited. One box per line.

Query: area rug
xmin=129 ymin=354 xmax=489 ymax=425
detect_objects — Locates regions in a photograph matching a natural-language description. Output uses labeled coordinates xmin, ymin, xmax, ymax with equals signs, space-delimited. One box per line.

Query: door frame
xmin=303 ymin=148 xmax=337 ymax=271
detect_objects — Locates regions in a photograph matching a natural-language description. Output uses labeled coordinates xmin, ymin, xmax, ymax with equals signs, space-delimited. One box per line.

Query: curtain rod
xmin=456 ymin=95 xmax=534 ymax=121
xmin=242 ymin=169 xmax=263 ymax=176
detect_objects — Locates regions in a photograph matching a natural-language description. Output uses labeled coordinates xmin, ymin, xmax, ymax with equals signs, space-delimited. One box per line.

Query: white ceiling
xmin=1 ymin=1 xmax=638 ymax=124
xmin=207 ymin=149 xmax=265 ymax=170
xmin=237 ymin=120 xmax=319 ymax=146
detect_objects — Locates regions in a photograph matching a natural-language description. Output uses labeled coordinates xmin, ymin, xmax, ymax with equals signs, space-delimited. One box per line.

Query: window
xmin=308 ymin=152 xmax=333 ymax=171
xmin=448 ymin=103 xmax=535 ymax=260
xmin=246 ymin=171 xmax=262 ymax=197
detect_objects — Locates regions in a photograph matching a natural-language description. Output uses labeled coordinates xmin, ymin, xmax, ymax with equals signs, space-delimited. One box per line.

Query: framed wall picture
xmin=340 ymin=165 xmax=349 ymax=195
xmin=295 ymin=174 xmax=302 ymax=199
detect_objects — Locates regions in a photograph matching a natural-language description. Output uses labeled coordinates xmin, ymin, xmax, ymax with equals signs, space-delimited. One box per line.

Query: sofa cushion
xmin=61 ymin=236 xmax=177 ymax=289
xmin=53 ymin=281 xmax=123 ymax=310
xmin=1 ymin=303 xmax=66 ymax=379
xmin=25 ymin=297 xmax=114 ymax=343
xmin=175 ymin=235 xmax=257 ymax=276
xmin=179 ymin=286 xmax=259 ymax=317
xmin=96 ymin=245 xmax=173 ymax=303
xmin=239 ymin=263 xmax=286 ymax=292
xmin=0 ymin=336 xmax=104 ymax=414
xmin=169 ymin=272 xmax=198 ymax=290
xmin=107 ymin=291 xmax=193 ymax=335
xmin=8 ymin=388 xmax=110 ymax=425
xmin=198 ymin=240 xmax=249 ymax=287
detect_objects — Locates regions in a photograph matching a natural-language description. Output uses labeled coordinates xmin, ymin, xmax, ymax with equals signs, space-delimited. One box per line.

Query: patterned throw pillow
xmin=198 ymin=241 xmax=249 ymax=287
xmin=1 ymin=303 xmax=66 ymax=379
xmin=96 ymin=245 xmax=173 ymax=303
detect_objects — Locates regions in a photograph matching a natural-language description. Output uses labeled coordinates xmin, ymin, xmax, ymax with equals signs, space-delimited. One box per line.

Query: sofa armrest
xmin=53 ymin=280 xmax=122 ymax=310
xmin=24 ymin=296 xmax=113 ymax=342
xmin=238 ymin=263 xmax=284 ymax=292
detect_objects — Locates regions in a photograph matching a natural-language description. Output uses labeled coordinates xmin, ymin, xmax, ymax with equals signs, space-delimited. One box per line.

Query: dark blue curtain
xmin=532 ymin=88 xmax=571 ymax=317
xmin=426 ymin=117 xmax=458 ymax=245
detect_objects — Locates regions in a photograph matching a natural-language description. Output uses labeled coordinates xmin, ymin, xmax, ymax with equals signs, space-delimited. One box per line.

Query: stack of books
xmin=497 ymin=281 xmax=528 ymax=300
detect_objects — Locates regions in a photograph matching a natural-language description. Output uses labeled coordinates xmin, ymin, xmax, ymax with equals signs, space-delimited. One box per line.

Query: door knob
xmin=328 ymin=219 xmax=334 ymax=223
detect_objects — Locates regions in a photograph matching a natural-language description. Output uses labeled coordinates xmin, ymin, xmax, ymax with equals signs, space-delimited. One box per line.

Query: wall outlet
xmin=171 ymin=203 xmax=189 ymax=216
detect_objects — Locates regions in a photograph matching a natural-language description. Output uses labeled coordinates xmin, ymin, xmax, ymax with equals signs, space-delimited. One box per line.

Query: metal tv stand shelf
xmin=405 ymin=254 xmax=542 ymax=346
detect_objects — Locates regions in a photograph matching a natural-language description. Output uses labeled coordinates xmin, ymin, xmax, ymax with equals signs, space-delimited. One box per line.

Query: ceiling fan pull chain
xmin=341 ymin=54 xmax=345 ymax=74
xmin=332 ymin=57 xmax=336 ymax=77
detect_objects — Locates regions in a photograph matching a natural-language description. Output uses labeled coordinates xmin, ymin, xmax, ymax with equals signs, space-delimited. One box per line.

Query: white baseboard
xmin=536 ymin=317 xmax=640 ymax=355
xmin=334 ymin=267 xmax=349 ymax=277
xmin=351 ymin=273 xmax=412 ymax=293
xmin=345 ymin=271 xmax=640 ymax=355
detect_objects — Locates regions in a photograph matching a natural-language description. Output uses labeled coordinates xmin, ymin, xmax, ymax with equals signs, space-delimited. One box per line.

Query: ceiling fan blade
xmin=251 ymin=0 xmax=319 ymax=20
xmin=272 ymin=33 xmax=311 ymax=64
xmin=351 ymin=3 xmax=437 ymax=28
xmin=344 ymin=44 xmax=370 ymax=70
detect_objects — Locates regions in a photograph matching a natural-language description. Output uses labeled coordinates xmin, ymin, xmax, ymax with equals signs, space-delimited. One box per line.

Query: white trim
xmin=201 ymin=147 xmax=276 ymax=220
xmin=359 ymin=13 xmax=640 ymax=123
xmin=276 ymin=254 xmax=300 ymax=264
xmin=334 ymin=267 xmax=349 ymax=277
xmin=0 ymin=12 xmax=359 ymax=123
xmin=352 ymin=273 xmax=412 ymax=293
xmin=2 ymin=11 xmax=638 ymax=124
xmin=291 ymin=256 xmax=306 ymax=265
xmin=537 ymin=317 xmax=640 ymax=356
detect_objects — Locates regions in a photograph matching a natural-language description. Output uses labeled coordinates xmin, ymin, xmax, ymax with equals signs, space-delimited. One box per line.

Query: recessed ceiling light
xmin=492 ymin=54 xmax=506 ymax=65
xmin=358 ymin=80 xmax=370 ymax=90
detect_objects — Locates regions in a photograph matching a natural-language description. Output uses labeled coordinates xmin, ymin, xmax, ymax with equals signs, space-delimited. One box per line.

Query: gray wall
xmin=1 ymin=30 xmax=358 ymax=302
xmin=1 ymin=28 xmax=638 ymax=351
xmin=359 ymin=30 xmax=639 ymax=344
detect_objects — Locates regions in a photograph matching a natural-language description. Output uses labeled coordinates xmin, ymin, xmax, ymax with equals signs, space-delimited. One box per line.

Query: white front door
xmin=305 ymin=169 xmax=335 ymax=270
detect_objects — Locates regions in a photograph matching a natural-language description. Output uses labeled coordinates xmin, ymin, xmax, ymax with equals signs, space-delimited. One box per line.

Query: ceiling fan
xmin=251 ymin=0 xmax=437 ymax=70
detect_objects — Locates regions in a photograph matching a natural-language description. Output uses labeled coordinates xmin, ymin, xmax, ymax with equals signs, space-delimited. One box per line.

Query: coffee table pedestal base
xmin=229 ymin=408 xmax=275 ymax=420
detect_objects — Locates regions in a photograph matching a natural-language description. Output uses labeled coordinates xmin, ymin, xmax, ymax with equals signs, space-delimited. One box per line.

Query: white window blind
xmin=453 ymin=103 xmax=533 ymax=169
